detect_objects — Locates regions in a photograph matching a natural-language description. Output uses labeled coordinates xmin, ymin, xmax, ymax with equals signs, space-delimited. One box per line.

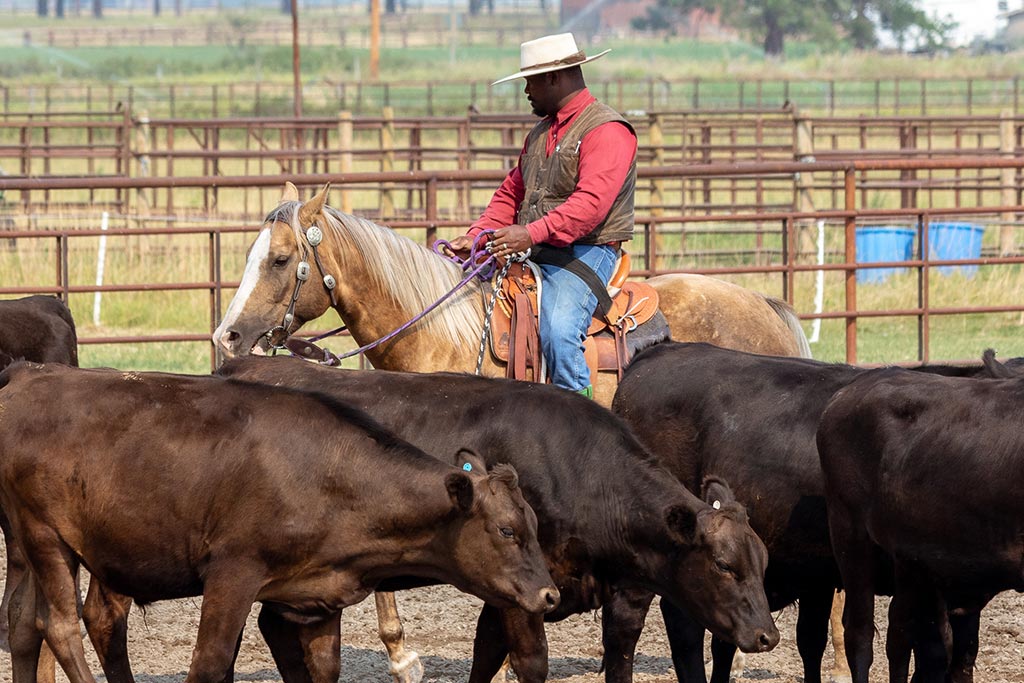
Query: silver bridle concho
xmin=265 ymin=224 xmax=339 ymax=349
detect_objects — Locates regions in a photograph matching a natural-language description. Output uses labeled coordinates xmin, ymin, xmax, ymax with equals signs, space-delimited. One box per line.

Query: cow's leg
xmin=830 ymin=591 xmax=852 ymax=683
xmin=947 ymin=610 xmax=979 ymax=683
xmin=794 ymin=587 xmax=834 ymax=683
xmin=885 ymin=587 xmax=914 ymax=683
xmin=187 ymin=570 xmax=261 ymax=683
xmin=600 ymin=586 xmax=655 ymax=683
xmin=499 ymin=607 xmax=548 ymax=683
xmin=0 ymin=508 xmax=24 ymax=652
xmin=82 ymin=579 xmax=135 ymax=683
xmin=890 ymin=566 xmax=948 ymax=683
xmin=258 ymin=607 xmax=342 ymax=683
xmin=468 ymin=605 xmax=510 ymax=683
xmin=708 ymin=636 xmax=739 ymax=683
xmin=17 ymin=544 xmax=94 ymax=683
xmin=659 ymin=599 xmax=708 ymax=683
xmin=828 ymin=515 xmax=875 ymax=683
xmin=8 ymin=568 xmax=45 ymax=683
xmin=374 ymin=591 xmax=423 ymax=683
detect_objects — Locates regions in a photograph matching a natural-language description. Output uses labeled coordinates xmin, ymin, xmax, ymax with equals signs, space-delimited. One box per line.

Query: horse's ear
xmin=298 ymin=183 xmax=331 ymax=227
xmin=279 ymin=181 xmax=300 ymax=204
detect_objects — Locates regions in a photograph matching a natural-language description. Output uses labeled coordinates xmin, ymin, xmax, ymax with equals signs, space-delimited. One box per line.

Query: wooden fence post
xmin=649 ymin=113 xmax=666 ymax=269
xmin=380 ymin=106 xmax=395 ymax=219
xmin=337 ymin=110 xmax=354 ymax=213
xmin=1000 ymin=110 xmax=1016 ymax=256
xmin=793 ymin=109 xmax=817 ymax=258
xmin=134 ymin=108 xmax=152 ymax=214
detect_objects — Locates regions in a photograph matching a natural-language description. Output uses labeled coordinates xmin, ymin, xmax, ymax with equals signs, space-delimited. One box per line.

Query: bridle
xmin=264 ymin=222 xmax=340 ymax=350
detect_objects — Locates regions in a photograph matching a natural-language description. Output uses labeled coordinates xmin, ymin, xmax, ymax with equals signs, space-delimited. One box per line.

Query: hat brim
xmin=491 ymin=49 xmax=611 ymax=86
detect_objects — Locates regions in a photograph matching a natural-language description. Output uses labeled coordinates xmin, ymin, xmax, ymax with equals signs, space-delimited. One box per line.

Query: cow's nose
xmin=541 ymin=586 xmax=560 ymax=612
xmin=757 ymin=626 xmax=780 ymax=652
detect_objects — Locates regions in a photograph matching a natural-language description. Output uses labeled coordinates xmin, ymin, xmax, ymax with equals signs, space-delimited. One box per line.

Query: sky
xmin=918 ymin=0 xmax=1009 ymax=45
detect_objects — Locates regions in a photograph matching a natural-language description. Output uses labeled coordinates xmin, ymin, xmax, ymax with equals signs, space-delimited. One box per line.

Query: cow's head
xmin=659 ymin=477 xmax=779 ymax=653
xmin=443 ymin=449 xmax=559 ymax=614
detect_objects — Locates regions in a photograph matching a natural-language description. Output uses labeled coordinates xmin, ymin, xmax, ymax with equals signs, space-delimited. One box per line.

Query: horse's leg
xmin=600 ymin=586 xmax=655 ymax=683
xmin=82 ymin=579 xmax=135 ymax=683
xmin=794 ymin=586 xmax=834 ymax=683
xmin=258 ymin=606 xmax=342 ymax=683
xmin=830 ymin=590 xmax=852 ymax=683
xmin=659 ymin=599 xmax=708 ymax=683
xmin=374 ymin=591 xmax=423 ymax=683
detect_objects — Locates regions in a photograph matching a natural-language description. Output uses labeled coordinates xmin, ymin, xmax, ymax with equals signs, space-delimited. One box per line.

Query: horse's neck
xmin=325 ymin=233 xmax=489 ymax=374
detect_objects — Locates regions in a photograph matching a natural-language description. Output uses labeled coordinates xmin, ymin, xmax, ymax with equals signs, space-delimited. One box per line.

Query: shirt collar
xmin=552 ymin=88 xmax=595 ymax=129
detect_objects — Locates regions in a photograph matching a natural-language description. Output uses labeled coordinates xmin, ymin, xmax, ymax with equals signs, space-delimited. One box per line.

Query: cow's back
xmin=818 ymin=369 xmax=1024 ymax=592
xmin=0 ymin=295 xmax=78 ymax=367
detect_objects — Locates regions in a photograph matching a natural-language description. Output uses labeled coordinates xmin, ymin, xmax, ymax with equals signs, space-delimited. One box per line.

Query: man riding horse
xmin=447 ymin=32 xmax=637 ymax=399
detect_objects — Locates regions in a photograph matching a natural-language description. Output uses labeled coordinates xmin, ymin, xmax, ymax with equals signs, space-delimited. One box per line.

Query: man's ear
xmin=445 ymin=472 xmax=476 ymax=514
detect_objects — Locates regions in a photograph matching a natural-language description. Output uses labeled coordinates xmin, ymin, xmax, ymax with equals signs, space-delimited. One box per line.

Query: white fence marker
xmin=93 ymin=211 xmax=109 ymax=326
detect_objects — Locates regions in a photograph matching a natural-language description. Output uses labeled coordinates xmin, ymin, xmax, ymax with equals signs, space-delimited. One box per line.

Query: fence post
xmin=380 ymin=106 xmax=395 ymax=219
xmin=1000 ymin=110 xmax=1016 ymax=255
xmin=134 ymin=108 xmax=152 ymax=214
xmin=793 ymin=108 xmax=817 ymax=259
xmin=337 ymin=110 xmax=354 ymax=213
xmin=649 ymin=113 xmax=665 ymax=270
xmin=844 ymin=167 xmax=857 ymax=364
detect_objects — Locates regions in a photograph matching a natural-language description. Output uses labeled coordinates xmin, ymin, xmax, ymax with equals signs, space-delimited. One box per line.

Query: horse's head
xmin=213 ymin=183 xmax=338 ymax=358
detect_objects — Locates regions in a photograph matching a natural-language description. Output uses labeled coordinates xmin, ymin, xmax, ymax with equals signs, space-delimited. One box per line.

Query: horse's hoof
xmin=388 ymin=651 xmax=424 ymax=683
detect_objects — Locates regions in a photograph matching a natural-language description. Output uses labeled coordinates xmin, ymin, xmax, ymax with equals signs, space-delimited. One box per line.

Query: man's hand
xmin=445 ymin=234 xmax=475 ymax=254
xmin=489 ymin=224 xmax=533 ymax=258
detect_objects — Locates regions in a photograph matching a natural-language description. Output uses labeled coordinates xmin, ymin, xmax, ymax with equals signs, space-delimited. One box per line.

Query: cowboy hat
xmin=492 ymin=33 xmax=611 ymax=86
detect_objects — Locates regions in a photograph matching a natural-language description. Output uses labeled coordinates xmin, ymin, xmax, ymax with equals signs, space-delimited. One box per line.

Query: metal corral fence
xmin=2 ymin=157 xmax=1024 ymax=369
xmin=2 ymin=77 xmax=1024 ymax=117
xmin=2 ymin=109 xmax=1022 ymax=221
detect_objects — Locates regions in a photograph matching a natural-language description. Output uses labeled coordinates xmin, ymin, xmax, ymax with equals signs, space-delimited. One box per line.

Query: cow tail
xmin=765 ymin=296 xmax=813 ymax=359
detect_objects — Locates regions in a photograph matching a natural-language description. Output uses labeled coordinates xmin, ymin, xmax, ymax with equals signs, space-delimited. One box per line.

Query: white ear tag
xmin=713 ymin=500 xmax=721 ymax=510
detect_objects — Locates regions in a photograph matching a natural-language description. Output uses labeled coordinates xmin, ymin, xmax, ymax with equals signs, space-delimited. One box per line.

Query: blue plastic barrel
xmin=855 ymin=227 xmax=915 ymax=284
xmin=928 ymin=223 xmax=984 ymax=277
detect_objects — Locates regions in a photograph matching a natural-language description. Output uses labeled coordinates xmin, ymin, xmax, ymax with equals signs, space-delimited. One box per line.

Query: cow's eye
xmin=715 ymin=560 xmax=733 ymax=575
xmin=500 ymin=527 xmax=515 ymax=539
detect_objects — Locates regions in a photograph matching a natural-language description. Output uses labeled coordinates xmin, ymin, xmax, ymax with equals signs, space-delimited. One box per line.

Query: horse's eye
xmin=500 ymin=527 xmax=515 ymax=539
xmin=272 ymin=255 xmax=289 ymax=268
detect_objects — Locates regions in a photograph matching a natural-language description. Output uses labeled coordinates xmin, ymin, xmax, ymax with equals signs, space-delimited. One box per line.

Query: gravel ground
xmin=0 ymin=565 xmax=1021 ymax=683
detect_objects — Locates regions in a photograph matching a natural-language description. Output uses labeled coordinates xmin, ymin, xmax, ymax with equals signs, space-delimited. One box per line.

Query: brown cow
xmin=0 ymin=295 xmax=78 ymax=367
xmin=0 ymin=362 xmax=558 ymax=683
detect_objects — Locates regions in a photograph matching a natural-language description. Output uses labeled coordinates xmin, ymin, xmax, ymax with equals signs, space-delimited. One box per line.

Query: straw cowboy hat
xmin=492 ymin=33 xmax=611 ymax=86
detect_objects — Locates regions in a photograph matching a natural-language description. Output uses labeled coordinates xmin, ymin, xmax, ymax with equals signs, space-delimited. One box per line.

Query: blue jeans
xmin=538 ymin=243 xmax=618 ymax=392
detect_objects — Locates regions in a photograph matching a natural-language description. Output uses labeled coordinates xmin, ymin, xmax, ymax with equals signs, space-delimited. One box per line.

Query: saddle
xmin=487 ymin=251 xmax=664 ymax=383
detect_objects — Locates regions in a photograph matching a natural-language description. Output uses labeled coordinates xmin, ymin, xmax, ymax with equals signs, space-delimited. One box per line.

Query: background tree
xmin=633 ymin=0 xmax=954 ymax=55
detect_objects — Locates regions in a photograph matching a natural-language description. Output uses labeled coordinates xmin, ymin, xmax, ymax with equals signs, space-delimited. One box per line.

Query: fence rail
xmin=1 ymin=77 xmax=1022 ymax=117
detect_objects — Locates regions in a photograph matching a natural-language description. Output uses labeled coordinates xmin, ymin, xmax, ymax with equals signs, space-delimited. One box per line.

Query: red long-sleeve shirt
xmin=468 ymin=89 xmax=638 ymax=248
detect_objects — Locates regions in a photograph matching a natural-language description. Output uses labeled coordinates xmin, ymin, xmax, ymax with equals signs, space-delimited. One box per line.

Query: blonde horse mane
xmin=266 ymin=202 xmax=484 ymax=350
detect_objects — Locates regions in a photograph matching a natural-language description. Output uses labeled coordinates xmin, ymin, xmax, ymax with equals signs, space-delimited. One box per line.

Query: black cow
xmin=0 ymin=295 xmax=78 ymax=368
xmin=0 ymin=362 xmax=559 ymax=683
xmin=214 ymin=356 xmax=779 ymax=683
xmin=610 ymin=342 xmax=1020 ymax=683
xmin=817 ymin=368 xmax=1024 ymax=683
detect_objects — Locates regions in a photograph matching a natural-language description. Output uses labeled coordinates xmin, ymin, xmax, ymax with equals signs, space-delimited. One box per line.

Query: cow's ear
xmin=445 ymin=472 xmax=476 ymax=514
xmin=701 ymin=476 xmax=736 ymax=510
xmin=664 ymin=504 xmax=698 ymax=545
xmin=453 ymin=447 xmax=487 ymax=474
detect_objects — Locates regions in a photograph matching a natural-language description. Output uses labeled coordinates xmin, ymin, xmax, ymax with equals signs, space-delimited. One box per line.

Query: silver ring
xmin=502 ymin=243 xmax=508 ymax=250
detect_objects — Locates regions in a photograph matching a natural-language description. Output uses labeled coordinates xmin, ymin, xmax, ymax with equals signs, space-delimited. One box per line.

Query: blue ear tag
xmin=462 ymin=462 xmax=473 ymax=472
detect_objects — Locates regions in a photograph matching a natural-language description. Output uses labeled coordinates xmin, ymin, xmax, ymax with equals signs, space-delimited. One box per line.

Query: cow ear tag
xmin=712 ymin=500 xmax=721 ymax=510
xmin=462 ymin=462 xmax=473 ymax=472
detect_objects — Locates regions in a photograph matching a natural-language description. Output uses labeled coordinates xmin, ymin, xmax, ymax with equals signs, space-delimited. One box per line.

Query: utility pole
xmin=291 ymin=0 xmax=302 ymax=117
xmin=370 ymin=0 xmax=380 ymax=79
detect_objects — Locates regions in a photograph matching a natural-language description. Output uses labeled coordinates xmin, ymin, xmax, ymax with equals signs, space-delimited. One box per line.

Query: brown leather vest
xmin=516 ymin=101 xmax=637 ymax=245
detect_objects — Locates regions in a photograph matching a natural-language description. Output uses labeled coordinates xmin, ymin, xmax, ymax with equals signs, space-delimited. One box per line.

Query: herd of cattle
xmin=0 ymin=293 xmax=1021 ymax=683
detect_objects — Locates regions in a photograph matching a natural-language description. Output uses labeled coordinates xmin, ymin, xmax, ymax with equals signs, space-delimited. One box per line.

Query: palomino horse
xmin=211 ymin=184 xmax=843 ymax=683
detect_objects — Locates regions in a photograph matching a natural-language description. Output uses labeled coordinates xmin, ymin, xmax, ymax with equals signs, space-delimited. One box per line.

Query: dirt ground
xmin=0 ymin=564 xmax=1020 ymax=683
